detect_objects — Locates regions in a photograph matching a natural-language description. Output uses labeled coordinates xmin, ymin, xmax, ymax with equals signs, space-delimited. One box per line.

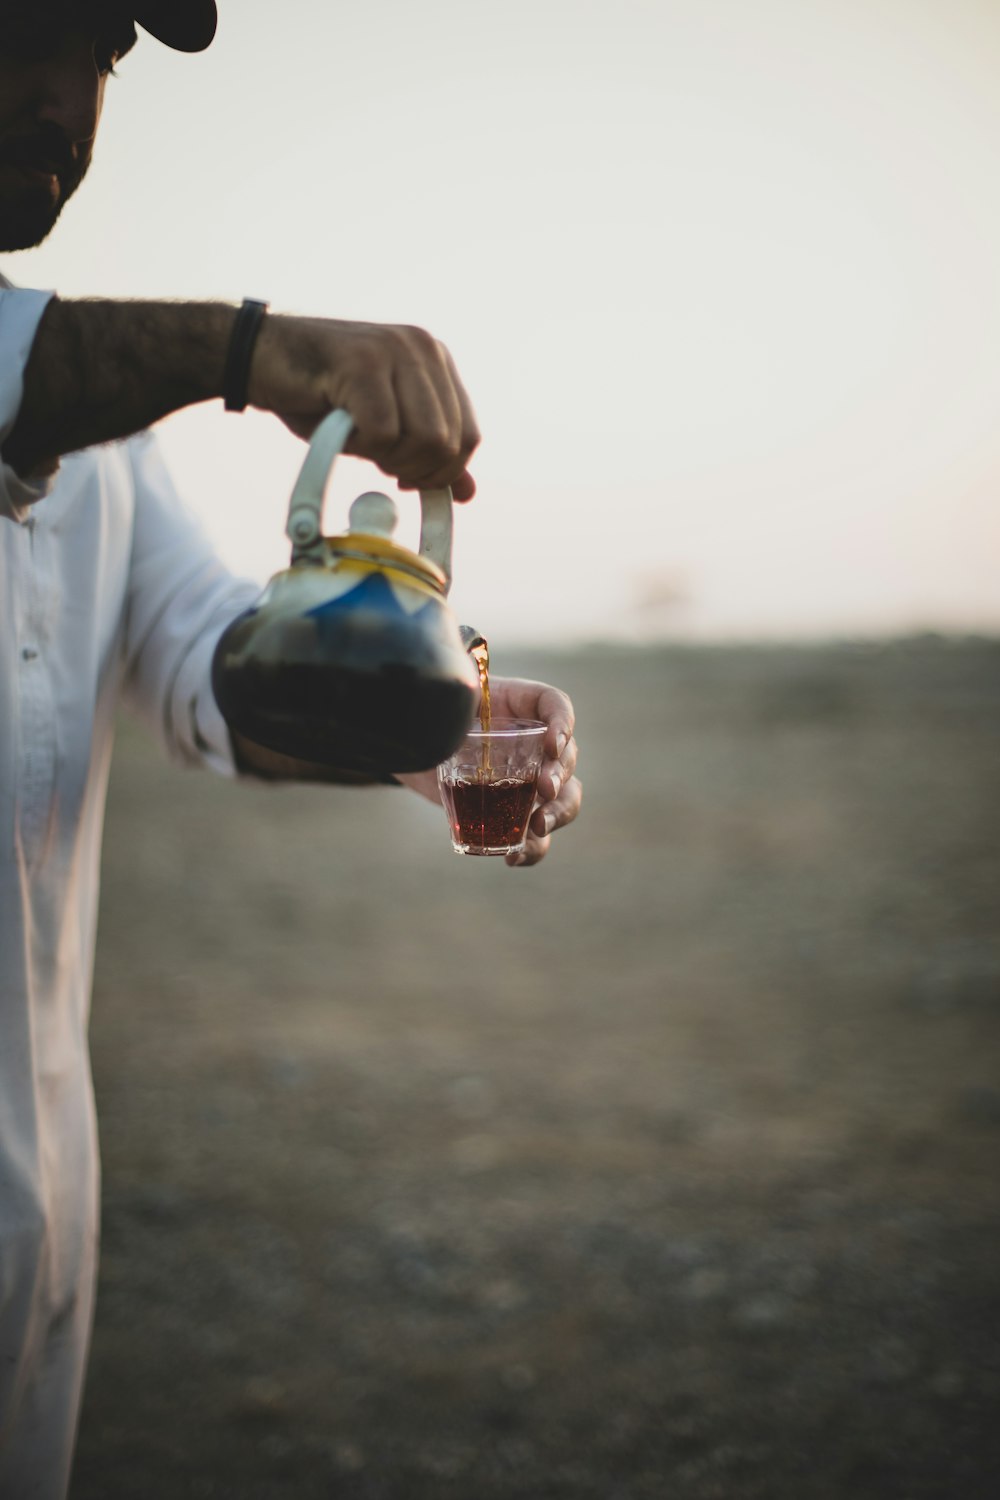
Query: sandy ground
xmin=71 ymin=639 xmax=1000 ymax=1499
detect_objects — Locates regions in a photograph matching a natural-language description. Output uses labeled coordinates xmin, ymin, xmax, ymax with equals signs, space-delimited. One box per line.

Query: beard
xmin=0 ymin=126 xmax=91 ymax=251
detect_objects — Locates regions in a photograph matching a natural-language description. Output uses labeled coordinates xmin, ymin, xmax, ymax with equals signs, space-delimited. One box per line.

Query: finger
xmin=396 ymin=465 xmax=477 ymax=499
xmin=395 ymin=446 xmax=477 ymax=495
xmin=341 ymin=368 xmax=402 ymax=459
xmin=506 ymin=832 xmax=551 ymax=869
xmin=450 ymin=468 xmax=477 ymax=502
xmin=388 ymin=334 xmax=474 ymax=491
xmin=506 ymin=773 xmax=583 ymax=868
xmin=441 ymin=341 xmax=482 ymax=471
xmin=387 ymin=363 xmax=455 ymax=484
xmin=531 ymin=774 xmax=583 ymax=839
xmin=397 ymin=342 xmax=480 ymax=495
xmin=538 ymin=734 xmax=578 ymax=803
xmin=425 ymin=338 xmax=463 ymax=436
xmin=493 ymin=680 xmax=575 ymax=760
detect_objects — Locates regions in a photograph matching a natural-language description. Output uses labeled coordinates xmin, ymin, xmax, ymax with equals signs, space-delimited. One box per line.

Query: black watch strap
xmin=223 ymin=298 xmax=269 ymax=412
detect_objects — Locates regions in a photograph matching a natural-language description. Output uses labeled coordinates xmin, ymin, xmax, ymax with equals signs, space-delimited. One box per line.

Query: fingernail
xmin=543 ymin=811 xmax=556 ymax=835
xmin=556 ymin=732 xmax=568 ymax=758
xmin=549 ymin=771 xmax=561 ymax=800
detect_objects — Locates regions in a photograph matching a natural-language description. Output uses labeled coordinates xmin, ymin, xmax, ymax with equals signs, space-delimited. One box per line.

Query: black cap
xmin=133 ymin=2 xmax=218 ymax=53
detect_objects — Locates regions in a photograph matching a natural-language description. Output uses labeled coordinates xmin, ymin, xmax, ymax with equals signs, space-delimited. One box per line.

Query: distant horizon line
xmin=484 ymin=628 xmax=1000 ymax=653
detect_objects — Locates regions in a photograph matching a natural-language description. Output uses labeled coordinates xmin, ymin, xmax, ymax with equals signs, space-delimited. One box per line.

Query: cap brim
xmin=134 ymin=1 xmax=218 ymax=53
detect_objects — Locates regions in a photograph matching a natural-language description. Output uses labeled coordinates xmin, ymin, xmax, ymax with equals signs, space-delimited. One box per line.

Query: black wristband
xmin=222 ymin=298 xmax=269 ymax=412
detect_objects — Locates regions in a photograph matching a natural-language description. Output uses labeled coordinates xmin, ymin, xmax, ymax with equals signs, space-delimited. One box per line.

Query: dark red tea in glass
xmin=437 ymin=719 xmax=546 ymax=856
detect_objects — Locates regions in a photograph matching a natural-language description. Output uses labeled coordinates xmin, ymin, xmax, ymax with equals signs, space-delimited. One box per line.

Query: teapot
xmin=211 ymin=408 xmax=479 ymax=778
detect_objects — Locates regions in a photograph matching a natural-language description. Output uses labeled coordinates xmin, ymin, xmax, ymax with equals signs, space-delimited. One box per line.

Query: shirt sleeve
xmin=121 ymin=429 xmax=260 ymax=776
xmin=0 ymin=287 xmax=59 ymax=522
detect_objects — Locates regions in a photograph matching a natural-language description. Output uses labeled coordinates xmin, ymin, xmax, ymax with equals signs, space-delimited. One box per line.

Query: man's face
xmin=0 ymin=2 xmax=137 ymax=251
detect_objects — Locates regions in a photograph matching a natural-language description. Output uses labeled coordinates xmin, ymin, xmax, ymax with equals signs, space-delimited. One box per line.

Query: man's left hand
xmin=397 ymin=677 xmax=581 ymax=867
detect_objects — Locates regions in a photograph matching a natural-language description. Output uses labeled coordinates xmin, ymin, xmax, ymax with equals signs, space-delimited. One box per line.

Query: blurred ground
xmin=73 ymin=639 xmax=1000 ymax=1499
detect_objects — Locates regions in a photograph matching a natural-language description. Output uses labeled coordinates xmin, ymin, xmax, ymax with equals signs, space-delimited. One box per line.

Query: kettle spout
xmin=459 ymin=624 xmax=486 ymax=654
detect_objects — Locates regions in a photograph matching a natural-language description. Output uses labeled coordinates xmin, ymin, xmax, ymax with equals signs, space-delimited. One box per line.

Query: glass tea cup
xmin=437 ymin=718 xmax=547 ymax=856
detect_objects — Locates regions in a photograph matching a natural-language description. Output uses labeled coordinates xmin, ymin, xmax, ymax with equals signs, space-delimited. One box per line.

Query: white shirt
xmin=0 ymin=277 xmax=257 ymax=1498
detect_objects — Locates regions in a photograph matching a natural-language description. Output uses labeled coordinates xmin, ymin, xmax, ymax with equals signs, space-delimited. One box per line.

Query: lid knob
xmin=349 ymin=491 xmax=399 ymax=539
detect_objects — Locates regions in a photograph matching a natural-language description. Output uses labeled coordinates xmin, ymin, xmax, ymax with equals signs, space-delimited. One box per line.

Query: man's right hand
xmin=4 ymin=298 xmax=480 ymax=497
xmin=248 ymin=315 xmax=481 ymax=500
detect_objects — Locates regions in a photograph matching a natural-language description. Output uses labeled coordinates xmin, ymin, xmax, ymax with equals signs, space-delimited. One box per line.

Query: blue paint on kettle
xmin=305 ymin=571 xmax=415 ymax=621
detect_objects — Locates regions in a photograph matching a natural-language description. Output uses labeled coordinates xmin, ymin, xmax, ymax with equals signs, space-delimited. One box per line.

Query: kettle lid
xmin=327 ymin=490 xmax=448 ymax=594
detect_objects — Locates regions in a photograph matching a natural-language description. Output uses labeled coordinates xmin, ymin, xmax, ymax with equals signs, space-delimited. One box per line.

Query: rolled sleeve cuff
xmin=169 ymin=593 xmax=257 ymax=778
xmin=0 ymin=287 xmax=57 ymax=522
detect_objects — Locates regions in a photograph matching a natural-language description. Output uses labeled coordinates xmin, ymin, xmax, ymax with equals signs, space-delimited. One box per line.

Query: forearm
xmin=231 ymin=731 xmax=400 ymax=786
xmin=4 ymin=296 xmax=237 ymax=475
xmin=4 ymin=293 xmax=480 ymax=497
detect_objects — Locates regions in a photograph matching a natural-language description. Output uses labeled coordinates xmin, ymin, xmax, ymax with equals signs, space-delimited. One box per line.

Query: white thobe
xmin=0 ymin=277 xmax=257 ymax=1498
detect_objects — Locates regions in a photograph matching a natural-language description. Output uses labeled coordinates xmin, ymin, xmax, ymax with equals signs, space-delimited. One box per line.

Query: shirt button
xmin=22 ymin=647 xmax=38 ymax=661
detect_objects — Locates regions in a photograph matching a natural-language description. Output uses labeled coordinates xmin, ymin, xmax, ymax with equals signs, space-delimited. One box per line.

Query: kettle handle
xmin=284 ymin=407 xmax=455 ymax=592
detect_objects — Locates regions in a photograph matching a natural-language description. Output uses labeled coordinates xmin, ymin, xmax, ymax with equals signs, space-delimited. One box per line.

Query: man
xmin=0 ymin=3 xmax=582 ymax=1494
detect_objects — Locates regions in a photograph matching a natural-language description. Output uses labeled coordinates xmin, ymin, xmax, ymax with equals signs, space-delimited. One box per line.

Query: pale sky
xmin=10 ymin=0 xmax=1000 ymax=643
